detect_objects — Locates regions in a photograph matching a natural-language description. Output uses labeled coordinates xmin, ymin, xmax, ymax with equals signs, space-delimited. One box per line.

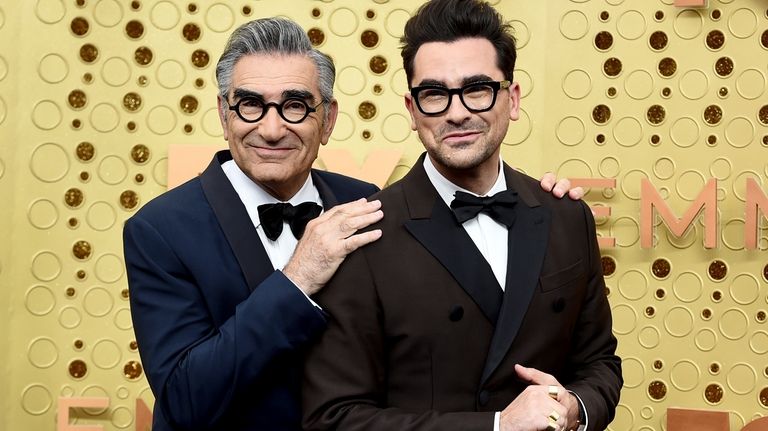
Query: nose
xmin=444 ymin=93 xmax=471 ymax=125
xmin=257 ymin=105 xmax=288 ymax=142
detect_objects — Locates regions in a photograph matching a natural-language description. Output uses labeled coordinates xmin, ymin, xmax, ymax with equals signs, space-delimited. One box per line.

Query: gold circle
xmin=706 ymin=30 xmax=725 ymax=50
xmin=80 ymin=43 xmax=98 ymax=63
xmin=704 ymin=383 xmax=723 ymax=404
xmin=601 ymin=256 xmax=616 ymax=276
xmin=647 ymin=105 xmax=666 ymax=125
xmin=191 ymin=49 xmax=209 ymax=68
xmin=715 ymin=57 xmax=733 ymax=77
xmin=65 ymin=188 xmax=84 ymax=208
xmin=369 ymin=55 xmax=388 ymax=74
xmin=603 ymin=57 xmax=622 ymax=77
xmin=70 ymin=17 xmax=89 ymax=36
xmin=592 ymin=104 xmax=611 ymax=124
xmin=658 ymin=58 xmax=677 ymax=77
xmin=68 ymin=90 xmax=87 ymax=109
xmin=120 ymin=191 xmax=139 ymax=210
xmin=124 ymin=360 xmax=143 ymax=379
xmin=134 ymin=46 xmax=153 ymax=66
xmin=649 ymin=31 xmax=668 ymax=50
xmin=652 ymin=258 xmax=671 ymax=278
xmin=76 ymin=142 xmax=94 ymax=161
xmin=179 ymin=95 xmax=199 ymax=114
xmin=182 ymin=22 xmax=201 ymax=42
xmin=125 ymin=19 xmax=144 ymax=39
xmin=123 ymin=92 xmax=142 ymax=112
xmin=361 ymin=29 xmax=379 ymax=48
xmin=307 ymin=28 xmax=324 ymax=46
xmin=69 ymin=359 xmax=87 ymax=378
xmin=358 ymin=101 xmax=377 ymax=120
xmin=648 ymin=380 xmax=667 ymax=400
xmin=72 ymin=240 xmax=92 ymax=260
xmin=131 ymin=144 xmax=150 ymax=164
xmin=704 ymin=105 xmax=723 ymax=125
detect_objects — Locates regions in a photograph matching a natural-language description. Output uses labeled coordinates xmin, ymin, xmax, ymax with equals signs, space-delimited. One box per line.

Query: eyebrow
xmin=416 ymin=74 xmax=495 ymax=88
xmin=231 ymin=88 xmax=316 ymax=103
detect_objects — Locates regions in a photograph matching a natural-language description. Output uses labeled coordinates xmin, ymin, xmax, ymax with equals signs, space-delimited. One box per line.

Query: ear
xmin=404 ymin=93 xmax=418 ymax=131
xmin=216 ymin=96 xmax=229 ymax=141
xmin=507 ymin=82 xmax=521 ymax=122
xmin=320 ymin=99 xmax=339 ymax=146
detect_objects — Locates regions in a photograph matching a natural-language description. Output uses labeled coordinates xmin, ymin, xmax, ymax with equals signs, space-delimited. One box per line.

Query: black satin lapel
xmin=405 ymin=200 xmax=503 ymax=324
xmin=200 ymin=151 xmax=274 ymax=292
xmin=311 ymin=170 xmax=339 ymax=211
xmin=481 ymin=205 xmax=551 ymax=383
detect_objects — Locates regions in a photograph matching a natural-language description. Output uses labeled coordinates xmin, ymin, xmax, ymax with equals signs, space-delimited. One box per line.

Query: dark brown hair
xmin=400 ymin=0 xmax=517 ymax=87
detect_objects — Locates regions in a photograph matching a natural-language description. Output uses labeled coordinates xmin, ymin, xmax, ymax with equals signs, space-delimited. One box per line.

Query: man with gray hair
xmin=124 ymin=16 xmax=580 ymax=431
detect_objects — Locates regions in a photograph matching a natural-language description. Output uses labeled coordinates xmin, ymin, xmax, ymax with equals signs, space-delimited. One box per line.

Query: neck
xmin=429 ymin=156 xmax=501 ymax=196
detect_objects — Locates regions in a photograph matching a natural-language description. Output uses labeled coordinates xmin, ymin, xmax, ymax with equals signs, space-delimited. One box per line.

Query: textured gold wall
xmin=0 ymin=0 xmax=767 ymax=430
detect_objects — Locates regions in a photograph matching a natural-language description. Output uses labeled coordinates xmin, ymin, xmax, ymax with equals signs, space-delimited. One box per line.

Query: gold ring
xmin=545 ymin=419 xmax=558 ymax=431
xmin=548 ymin=385 xmax=559 ymax=399
xmin=548 ymin=410 xmax=560 ymax=422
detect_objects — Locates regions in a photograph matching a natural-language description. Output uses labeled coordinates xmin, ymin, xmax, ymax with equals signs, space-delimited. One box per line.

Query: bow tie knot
xmin=257 ymin=202 xmax=322 ymax=241
xmin=450 ymin=190 xmax=518 ymax=227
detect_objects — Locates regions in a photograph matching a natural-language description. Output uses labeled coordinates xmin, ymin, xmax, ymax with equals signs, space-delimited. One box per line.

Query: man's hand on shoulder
xmin=283 ymin=198 xmax=383 ymax=296
xmin=540 ymin=173 xmax=584 ymax=200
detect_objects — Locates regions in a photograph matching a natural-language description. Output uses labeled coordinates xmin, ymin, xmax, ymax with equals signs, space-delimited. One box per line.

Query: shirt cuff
xmin=493 ymin=411 xmax=500 ymax=431
xmin=568 ymin=390 xmax=588 ymax=431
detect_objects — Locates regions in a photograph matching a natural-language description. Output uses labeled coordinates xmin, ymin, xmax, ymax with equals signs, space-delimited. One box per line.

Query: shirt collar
xmin=423 ymin=155 xmax=507 ymax=208
xmin=221 ymin=159 xmax=322 ymax=210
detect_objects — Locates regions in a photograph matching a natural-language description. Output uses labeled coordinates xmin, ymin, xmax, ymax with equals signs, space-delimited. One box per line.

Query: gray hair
xmin=215 ymin=18 xmax=335 ymax=117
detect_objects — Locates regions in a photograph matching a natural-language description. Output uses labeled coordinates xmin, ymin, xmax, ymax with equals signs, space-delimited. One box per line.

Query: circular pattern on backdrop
xmin=719 ymin=308 xmax=749 ymax=340
xmin=726 ymin=363 xmax=756 ymax=395
xmin=598 ymin=156 xmax=621 ymax=178
xmin=624 ymin=70 xmax=654 ymax=100
xmin=92 ymin=339 xmax=122 ymax=369
xmin=725 ymin=117 xmax=754 ymax=148
xmin=35 ymin=0 xmax=65 ymax=24
xmin=328 ymin=7 xmax=358 ymax=37
xmin=669 ymin=117 xmax=700 ymax=148
xmin=729 ymin=273 xmax=760 ymax=305
xmin=735 ymin=68 xmax=765 ymax=100
xmin=559 ymin=10 xmax=589 ymax=40
xmin=728 ymin=8 xmax=757 ymax=39
xmin=89 ymin=103 xmax=120 ymax=132
xmin=81 ymin=386 xmax=110 ymax=415
xmin=509 ymin=20 xmax=530 ymax=49
xmin=98 ymin=155 xmax=128 ymax=185
xmin=156 ymin=59 xmax=186 ymax=89
xmin=672 ymin=271 xmax=703 ymax=302
xmin=709 ymin=157 xmax=732 ymax=180
xmin=654 ymin=157 xmax=676 ymax=180
xmin=83 ymin=287 xmax=114 ymax=317
xmin=152 ymin=157 xmax=168 ymax=187
xmin=25 ymin=285 xmax=56 ymax=316
xmin=732 ymin=170 xmax=761 ymax=202
xmin=670 ymin=360 xmax=700 ymax=392
xmin=331 ymin=111 xmax=354 ymax=141
xmin=613 ymin=117 xmax=642 ymax=147
xmin=381 ymin=114 xmax=411 ymax=143
xmin=676 ymin=169 xmax=706 ymax=201
xmin=621 ymin=357 xmax=645 ymax=388
xmin=147 ymin=105 xmax=177 ymax=134
xmin=31 ymin=100 xmax=62 ymax=130
xmin=611 ymin=217 xmax=640 ymax=247
xmin=95 ymin=253 xmax=124 ymax=283
xmin=384 ymin=9 xmax=410 ymax=38
xmin=673 ymin=9 xmax=703 ymax=40
xmin=515 ymin=70 xmax=532 ymax=98
xmin=28 ymin=199 xmax=59 ymax=229
xmin=679 ymin=69 xmax=708 ymax=100
xmin=638 ymin=325 xmax=660 ymax=349
xmin=610 ymin=304 xmax=637 ymax=335
xmin=617 ymin=10 xmax=646 ymax=40
xmin=150 ymin=1 xmax=180 ymax=30
xmin=28 ymin=337 xmax=59 ymax=369
xmin=721 ymin=218 xmax=745 ymax=251
xmin=205 ymin=3 xmax=234 ymax=33
xmin=620 ymin=169 xmax=648 ymax=200
xmin=555 ymin=116 xmax=585 ymax=146
xmin=695 ymin=328 xmax=717 ymax=351
xmin=112 ymin=406 xmax=134 ymax=429
xmin=101 ymin=57 xmax=131 ymax=87
xmin=504 ymin=109 xmax=531 ymax=145
xmin=114 ymin=307 xmax=134 ymax=330
xmin=337 ymin=66 xmax=366 ymax=96
xmin=86 ymin=201 xmax=117 ymax=231
xmin=93 ymin=0 xmax=123 ymax=28
xmin=612 ymin=405 xmax=634 ymax=430
xmin=59 ymin=306 xmax=82 ymax=329
xmin=0 ymin=97 xmax=5 ymax=125
xmin=557 ymin=158 xmax=592 ymax=179
xmin=618 ymin=269 xmax=647 ymax=300
xmin=21 ymin=384 xmax=53 ymax=415
xmin=664 ymin=306 xmax=694 ymax=337
xmin=31 ymin=251 xmax=61 ymax=282
xmin=562 ymin=69 xmax=591 ymax=99
xmin=390 ymin=68 xmax=409 ymax=97
xmin=749 ymin=331 xmax=768 ymax=354
xmin=201 ymin=108 xmax=222 ymax=137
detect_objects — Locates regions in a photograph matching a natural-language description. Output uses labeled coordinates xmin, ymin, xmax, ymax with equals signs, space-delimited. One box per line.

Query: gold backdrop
xmin=0 ymin=0 xmax=767 ymax=429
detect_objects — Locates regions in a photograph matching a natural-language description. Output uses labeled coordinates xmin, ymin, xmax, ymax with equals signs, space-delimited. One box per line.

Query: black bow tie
xmin=257 ymin=202 xmax=323 ymax=241
xmin=450 ymin=190 xmax=518 ymax=227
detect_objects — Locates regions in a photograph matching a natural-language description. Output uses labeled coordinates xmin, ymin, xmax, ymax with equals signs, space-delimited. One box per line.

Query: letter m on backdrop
xmin=640 ymin=178 xmax=717 ymax=248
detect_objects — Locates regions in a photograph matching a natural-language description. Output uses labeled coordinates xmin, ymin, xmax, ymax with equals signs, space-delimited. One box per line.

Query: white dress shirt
xmin=423 ymin=156 xmax=587 ymax=431
xmin=222 ymin=160 xmax=322 ymax=303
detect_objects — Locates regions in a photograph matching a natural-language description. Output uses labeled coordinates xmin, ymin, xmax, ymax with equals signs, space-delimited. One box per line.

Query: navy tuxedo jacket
xmin=123 ymin=150 xmax=378 ymax=430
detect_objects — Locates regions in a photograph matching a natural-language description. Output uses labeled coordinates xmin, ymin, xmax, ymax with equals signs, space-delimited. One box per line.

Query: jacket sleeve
xmin=302 ymin=248 xmax=494 ymax=431
xmin=562 ymin=202 xmax=623 ymax=431
xmin=124 ymin=214 xmax=327 ymax=430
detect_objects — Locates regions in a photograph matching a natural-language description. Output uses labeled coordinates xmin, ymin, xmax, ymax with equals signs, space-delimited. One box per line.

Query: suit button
xmin=449 ymin=305 xmax=464 ymax=321
xmin=552 ymin=297 xmax=565 ymax=313
xmin=478 ymin=390 xmax=489 ymax=406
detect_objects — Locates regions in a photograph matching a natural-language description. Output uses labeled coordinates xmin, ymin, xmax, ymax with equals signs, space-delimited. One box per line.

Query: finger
xmin=567 ymin=186 xmax=584 ymax=201
xmin=551 ymin=178 xmax=571 ymax=198
xmin=340 ymin=210 xmax=384 ymax=233
xmin=539 ymin=172 xmax=556 ymax=192
xmin=320 ymin=198 xmax=382 ymax=219
xmin=514 ymin=364 xmax=558 ymax=386
xmin=342 ymin=229 xmax=382 ymax=252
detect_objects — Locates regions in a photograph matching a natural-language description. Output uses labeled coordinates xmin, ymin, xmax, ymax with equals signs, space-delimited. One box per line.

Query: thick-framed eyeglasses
xmin=228 ymin=97 xmax=323 ymax=124
xmin=410 ymin=80 xmax=511 ymax=116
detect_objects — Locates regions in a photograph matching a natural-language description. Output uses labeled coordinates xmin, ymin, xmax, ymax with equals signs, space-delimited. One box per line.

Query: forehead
xmin=411 ymin=38 xmax=503 ymax=85
xmin=230 ymin=53 xmax=319 ymax=96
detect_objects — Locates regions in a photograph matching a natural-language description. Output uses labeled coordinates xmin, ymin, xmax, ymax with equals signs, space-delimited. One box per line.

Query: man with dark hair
xmin=302 ymin=1 xmax=622 ymax=431
xmin=124 ymin=15 xmax=579 ymax=431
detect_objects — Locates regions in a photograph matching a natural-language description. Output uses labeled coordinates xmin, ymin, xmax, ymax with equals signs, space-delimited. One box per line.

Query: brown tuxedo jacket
xmin=303 ymin=156 xmax=622 ymax=431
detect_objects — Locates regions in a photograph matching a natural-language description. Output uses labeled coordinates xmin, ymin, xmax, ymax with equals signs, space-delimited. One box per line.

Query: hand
xmin=539 ymin=173 xmax=584 ymax=200
xmin=499 ymin=364 xmax=579 ymax=431
xmin=283 ymin=198 xmax=383 ymax=295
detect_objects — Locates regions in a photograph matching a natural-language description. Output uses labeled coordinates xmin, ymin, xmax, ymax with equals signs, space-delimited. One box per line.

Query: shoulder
xmin=508 ymin=169 xmax=591 ymax=221
xmin=127 ymin=177 xmax=210 ymax=227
